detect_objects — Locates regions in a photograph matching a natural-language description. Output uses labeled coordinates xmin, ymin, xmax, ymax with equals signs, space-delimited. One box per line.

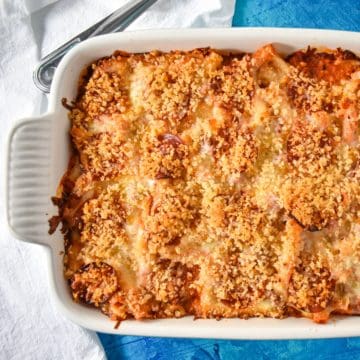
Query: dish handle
xmin=6 ymin=116 xmax=53 ymax=246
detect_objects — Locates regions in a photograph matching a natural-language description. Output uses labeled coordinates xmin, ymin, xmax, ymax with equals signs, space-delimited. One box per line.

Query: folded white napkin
xmin=0 ymin=0 xmax=235 ymax=359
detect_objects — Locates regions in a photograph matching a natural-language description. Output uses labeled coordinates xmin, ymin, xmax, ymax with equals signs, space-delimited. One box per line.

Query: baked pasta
xmin=50 ymin=45 xmax=360 ymax=324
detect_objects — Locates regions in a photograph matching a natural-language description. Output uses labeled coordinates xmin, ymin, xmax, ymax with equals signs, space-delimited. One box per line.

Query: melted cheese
xmin=54 ymin=45 xmax=360 ymax=323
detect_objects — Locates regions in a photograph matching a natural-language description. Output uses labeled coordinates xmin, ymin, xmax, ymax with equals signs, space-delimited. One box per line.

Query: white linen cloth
xmin=0 ymin=0 xmax=235 ymax=359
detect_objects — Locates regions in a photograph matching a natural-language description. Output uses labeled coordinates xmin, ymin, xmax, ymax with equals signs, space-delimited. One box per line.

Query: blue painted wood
xmin=99 ymin=1 xmax=360 ymax=358
xmin=98 ymin=334 xmax=360 ymax=360
xmin=232 ymin=0 xmax=360 ymax=31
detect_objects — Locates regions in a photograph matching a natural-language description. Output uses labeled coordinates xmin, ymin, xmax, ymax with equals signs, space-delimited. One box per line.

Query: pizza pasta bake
xmin=50 ymin=44 xmax=360 ymax=324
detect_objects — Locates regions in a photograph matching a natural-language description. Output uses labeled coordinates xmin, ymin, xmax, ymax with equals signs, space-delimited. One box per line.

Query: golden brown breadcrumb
xmin=70 ymin=262 xmax=118 ymax=306
xmin=51 ymin=45 xmax=360 ymax=325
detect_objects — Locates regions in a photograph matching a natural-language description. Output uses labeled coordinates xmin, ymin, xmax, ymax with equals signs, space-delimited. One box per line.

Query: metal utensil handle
xmin=33 ymin=0 xmax=157 ymax=93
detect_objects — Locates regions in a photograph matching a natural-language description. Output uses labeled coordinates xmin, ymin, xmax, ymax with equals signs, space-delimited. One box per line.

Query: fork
xmin=33 ymin=0 xmax=157 ymax=93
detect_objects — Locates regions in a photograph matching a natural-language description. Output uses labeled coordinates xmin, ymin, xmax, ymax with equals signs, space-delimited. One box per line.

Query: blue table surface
xmin=99 ymin=1 xmax=360 ymax=359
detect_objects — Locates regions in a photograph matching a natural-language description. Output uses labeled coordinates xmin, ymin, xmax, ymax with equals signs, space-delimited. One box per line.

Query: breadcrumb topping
xmin=52 ymin=45 xmax=360 ymax=324
xmin=288 ymin=252 xmax=335 ymax=314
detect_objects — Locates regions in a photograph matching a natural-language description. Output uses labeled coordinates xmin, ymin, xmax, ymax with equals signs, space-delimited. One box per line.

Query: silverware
xmin=33 ymin=0 xmax=157 ymax=93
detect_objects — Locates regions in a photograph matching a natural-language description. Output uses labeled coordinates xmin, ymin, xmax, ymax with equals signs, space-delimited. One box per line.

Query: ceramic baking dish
xmin=6 ymin=28 xmax=360 ymax=339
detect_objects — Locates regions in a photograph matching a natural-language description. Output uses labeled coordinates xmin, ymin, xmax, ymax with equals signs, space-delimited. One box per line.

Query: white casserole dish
xmin=6 ymin=28 xmax=360 ymax=339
